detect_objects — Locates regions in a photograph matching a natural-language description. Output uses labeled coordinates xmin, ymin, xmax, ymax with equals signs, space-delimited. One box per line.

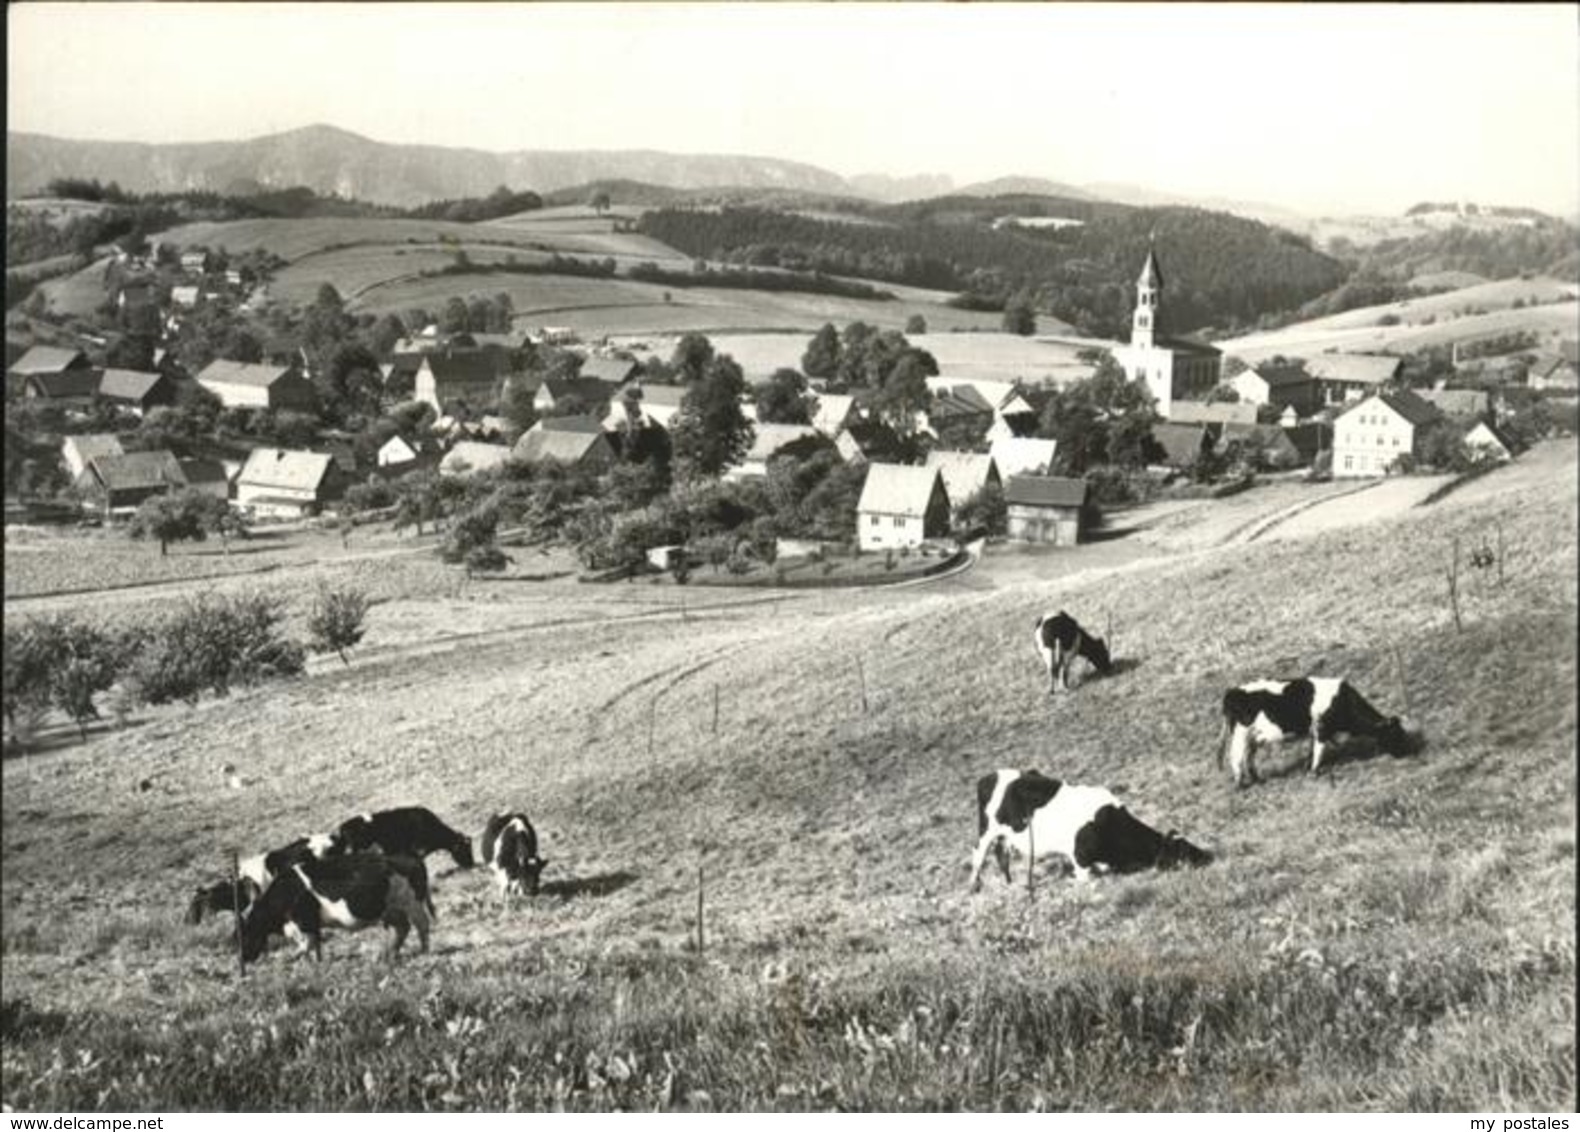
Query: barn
xmin=1004 ymin=475 xmax=1088 ymax=545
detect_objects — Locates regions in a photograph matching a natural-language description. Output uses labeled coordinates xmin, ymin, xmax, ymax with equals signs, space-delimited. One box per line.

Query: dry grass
xmin=2 ymin=443 xmax=1574 ymax=1110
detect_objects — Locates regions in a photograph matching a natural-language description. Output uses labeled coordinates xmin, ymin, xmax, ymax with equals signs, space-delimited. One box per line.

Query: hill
xmin=2 ymin=443 xmax=1573 ymax=1110
xmin=955 ymin=175 xmax=1096 ymax=201
xmin=5 ymin=125 xmax=858 ymax=207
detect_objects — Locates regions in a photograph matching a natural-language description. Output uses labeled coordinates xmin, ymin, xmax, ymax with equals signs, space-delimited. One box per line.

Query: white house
xmin=811 ymin=392 xmax=857 ymax=437
xmin=855 ymin=463 xmax=951 ymax=551
xmin=924 ymin=450 xmax=1000 ymax=510
xmin=197 ymin=360 xmax=316 ymax=412
xmin=1332 ymin=390 xmax=1441 ymax=478
xmin=1463 ymin=420 xmax=1518 ymax=463
xmin=377 ymin=435 xmax=419 ymax=468
xmin=603 ymin=382 xmax=688 ymax=431
xmin=990 ymin=436 xmax=1057 ymax=479
xmin=235 ymin=448 xmax=341 ymax=518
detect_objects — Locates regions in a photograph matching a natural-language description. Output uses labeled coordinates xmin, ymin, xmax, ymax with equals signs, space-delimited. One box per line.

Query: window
xmin=869 ymin=515 xmax=879 ymax=525
xmin=1343 ymin=455 xmax=1353 ymax=470
xmin=1377 ymin=435 xmax=1385 ymax=447
xmin=1393 ymin=436 xmax=1400 ymax=447
xmin=893 ymin=516 xmax=904 ymax=528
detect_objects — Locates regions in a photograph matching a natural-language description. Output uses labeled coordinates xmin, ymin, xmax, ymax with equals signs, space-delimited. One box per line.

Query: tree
xmin=1205 ymin=384 xmax=1241 ymax=404
xmin=755 ymin=368 xmax=817 ymax=425
xmin=671 ymin=333 xmax=716 ymax=384
xmin=590 ymin=190 xmax=612 ymax=216
xmin=307 ymin=583 xmax=371 ymax=666
xmin=873 ymin=351 xmax=934 ymax=433
xmin=1002 ymin=296 xmax=1037 ymax=336
xmin=905 ymin=314 xmax=928 ymax=335
xmin=670 ymin=354 xmax=755 ymax=477
xmin=440 ymin=296 xmax=471 ymax=334
xmin=127 ymin=490 xmax=214 ymax=556
xmin=801 ymin=323 xmax=841 ymax=380
xmin=1037 ymin=352 xmax=1158 ymax=473
xmin=954 ymin=482 xmax=1007 ymax=538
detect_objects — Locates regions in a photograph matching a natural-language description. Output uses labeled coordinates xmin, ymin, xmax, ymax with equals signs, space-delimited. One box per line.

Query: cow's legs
xmin=993 ymin=839 xmax=1011 ymax=883
xmin=412 ymin=902 xmax=431 ymax=954
xmin=386 ymin=915 xmax=410 ymax=962
xmin=1227 ymin=727 xmax=1257 ymax=788
xmin=1309 ymin=721 xmax=1335 ymax=775
xmin=970 ymin=831 xmax=1002 ymax=891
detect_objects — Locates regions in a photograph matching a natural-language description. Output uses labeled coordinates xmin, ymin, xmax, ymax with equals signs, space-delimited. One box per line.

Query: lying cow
xmin=1219 ymin=677 xmax=1414 ymax=788
xmin=335 ymin=806 xmax=475 ymax=869
xmin=240 ymin=853 xmax=433 ymax=964
xmin=185 ymin=832 xmax=342 ymax=926
xmin=481 ymin=812 xmax=547 ymax=899
xmin=1034 ymin=611 xmax=1113 ymax=694
xmin=971 ymin=768 xmax=1211 ymax=890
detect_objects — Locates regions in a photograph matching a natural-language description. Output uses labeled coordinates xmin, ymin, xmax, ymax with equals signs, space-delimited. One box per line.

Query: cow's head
xmin=1085 ymin=635 xmax=1114 ymax=674
xmin=1157 ymin=830 xmax=1213 ymax=870
xmin=449 ymin=834 xmax=477 ymax=869
xmin=238 ymin=877 xmax=295 ymax=964
xmin=1376 ymin=715 xmax=1418 ymax=757
xmin=510 ymin=851 xmax=547 ymax=896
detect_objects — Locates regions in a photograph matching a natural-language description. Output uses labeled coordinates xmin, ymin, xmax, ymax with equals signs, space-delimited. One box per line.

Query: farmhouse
xmin=512 ymin=424 xmax=617 ymax=471
xmin=925 ymin=450 xmax=1001 ymax=508
xmin=1332 ymin=389 xmax=1441 ymax=478
xmin=235 ymin=448 xmax=344 ymax=518
xmin=811 ymin=392 xmax=857 ymax=437
xmin=1150 ymin=421 xmax=1214 ymax=470
xmin=578 ymin=355 xmax=643 ymax=386
xmin=170 ymin=285 xmax=200 ymax=309
xmin=603 ymin=382 xmax=688 ymax=431
xmin=1234 ymin=362 xmax=1323 ymax=418
xmin=414 ymin=351 xmax=505 ymax=414
xmin=834 ymin=419 xmax=904 ymax=466
xmin=178 ymin=458 xmax=231 ymax=501
xmin=1530 ymin=341 xmax=1578 ymax=392
xmin=1463 ymin=420 xmax=1520 ymax=463
xmin=97 ymin=367 xmax=176 ymax=415
xmin=856 ymin=463 xmax=951 ymax=551
xmin=197 ymin=359 xmax=317 ymax=412
xmin=10 ymin=344 xmax=91 ymax=383
xmin=179 ymin=250 xmax=208 ymax=273
xmin=925 ymin=384 xmax=996 ymax=438
xmin=1167 ymin=400 xmax=1257 ymax=427
xmin=1003 ymin=475 xmax=1088 ymax=545
xmin=75 ymin=450 xmax=186 ymax=518
xmin=1305 ymin=353 xmax=1403 ymax=407
xmin=440 ymin=441 xmax=515 ymax=478
xmin=10 ymin=345 xmax=99 ymax=405
xmin=990 ymin=436 xmax=1057 ymax=478
xmin=1114 ymin=245 xmax=1223 ymax=417
xmin=61 ymin=433 xmax=126 ymax=480
xmin=726 ymin=423 xmax=823 ymax=481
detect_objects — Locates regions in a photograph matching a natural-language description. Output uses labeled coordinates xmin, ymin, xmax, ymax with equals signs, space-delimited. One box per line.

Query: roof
xmin=857 ymin=463 xmax=946 ymax=517
xmin=1003 ymin=474 xmax=1088 ymax=508
xmin=10 ymin=345 xmax=88 ymax=375
xmin=537 ymin=376 xmax=618 ymax=408
xmin=26 ymin=369 xmax=102 ymax=398
xmin=1336 ymin=388 xmax=1441 ymax=429
xmin=63 ymin=434 xmax=125 ymax=465
xmin=742 ymin=423 xmax=820 ymax=463
xmin=97 ymin=368 xmax=167 ymax=402
xmin=178 ymin=458 xmax=230 ymax=485
xmin=1247 ymin=363 xmax=1320 ymax=390
xmin=1465 ymin=420 xmax=1521 ymax=456
xmin=83 ymin=450 xmax=184 ymax=494
xmin=237 ymin=448 xmax=335 ymax=493
xmin=535 ymin=415 xmax=606 ymax=436
xmin=1137 ymin=246 xmax=1163 ymax=290
xmin=1150 ymin=422 xmax=1212 ymax=466
xmin=925 ymin=450 xmax=998 ymax=503
xmin=1167 ymin=400 xmax=1257 ymax=426
xmin=990 ymin=436 xmax=1057 ymax=478
xmin=811 ymin=392 xmax=856 ymax=435
xmin=513 ymin=428 xmax=612 ymax=465
xmin=422 ymin=351 xmax=501 ymax=387
xmin=440 ymin=441 xmax=515 ymax=476
xmin=1154 ymin=334 xmax=1223 ymax=358
xmin=1416 ymin=388 xmax=1490 ymax=419
xmin=578 ymin=355 xmax=642 ymax=385
xmin=1304 ymin=353 xmax=1401 ymax=386
xmin=930 ymin=385 xmax=996 ymax=421
xmin=198 ymin=359 xmax=296 ymax=389
xmin=839 ymin=418 xmax=903 ymax=461
xmin=1562 ymin=338 xmax=1578 ymax=366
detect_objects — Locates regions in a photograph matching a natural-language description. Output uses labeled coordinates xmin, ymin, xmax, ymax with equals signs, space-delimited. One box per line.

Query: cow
xmin=970 ymin=769 xmax=1211 ymax=891
xmin=239 ymin=853 xmax=433 ymax=964
xmin=335 ymin=807 xmax=475 ymax=869
xmin=185 ymin=832 xmax=343 ymax=926
xmin=481 ymin=812 xmax=547 ymax=899
xmin=1034 ymin=611 xmax=1113 ymax=694
xmin=1218 ymin=677 xmax=1414 ymax=788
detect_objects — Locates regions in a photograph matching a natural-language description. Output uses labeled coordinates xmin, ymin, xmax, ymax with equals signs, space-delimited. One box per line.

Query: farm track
xmin=1235 ymin=481 xmax=1383 ymax=544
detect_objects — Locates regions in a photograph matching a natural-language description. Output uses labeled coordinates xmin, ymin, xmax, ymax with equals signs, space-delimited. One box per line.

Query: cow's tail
xmin=1214 ymin=715 xmax=1230 ymax=769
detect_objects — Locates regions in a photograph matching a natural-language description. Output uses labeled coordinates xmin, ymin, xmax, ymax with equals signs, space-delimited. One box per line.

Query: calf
xmin=185 ymin=832 xmax=342 ymax=926
xmin=1219 ymin=677 xmax=1413 ymax=788
xmin=481 ymin=812 xmax=547 ymax=898
xmin=1034 ymin=611 xmax=1113 ymax=694
xmin=240 ymin=853 xmax=433 ymax=964
xmin=971 ymin=769 xmax=1211 ymax=890
xmin=336 ymin=807 xmax=475 ymax=869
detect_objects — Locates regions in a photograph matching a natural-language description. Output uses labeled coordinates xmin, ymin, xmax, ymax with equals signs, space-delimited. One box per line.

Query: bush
xmin=131 ymin=592 xmax=304 ymax=705
xmin=307 ymin=584 xmax=371 ymax=666
xmin=464 ymin=543 xmax=510 ymax=576
xmin=2 ymin=615 xmax=132 ymax=743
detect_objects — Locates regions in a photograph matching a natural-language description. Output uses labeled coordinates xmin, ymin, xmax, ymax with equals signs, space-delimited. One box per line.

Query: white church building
xmin=1113 ymin=245 xmax=1223 ymax=418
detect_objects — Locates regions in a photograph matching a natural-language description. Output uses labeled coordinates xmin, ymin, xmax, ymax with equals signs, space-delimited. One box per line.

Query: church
xmin=1113 ymin=244 xmax=1222 ymax=418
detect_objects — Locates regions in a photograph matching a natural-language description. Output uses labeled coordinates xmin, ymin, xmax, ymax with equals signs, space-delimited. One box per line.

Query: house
xmin=179 ymin=250 xmax=208 ymax=273
xmin=1218 ymin=423 xmax=1304 ymax=470
xmin=439 ymin=441 xmax=515 ymax=478
xmin=75 ymin=450 xmax=186 ymax=518
xmin=1166 ymin=400 xmax=1257 ymax=427
xmin=10 ymin=345 xmax=88 ymax=383
xmin=1304 ymin=353 xmax=1403 ymax=407
xmin=197 ymin=359 xmax=317 ymax=412
xmin=382 ymin=351 xmax=425 ymax=394
xmin=512 ymin=425 xmax=618 ymax=471
xmin=1114 ymin=246 xmax=1223 ymax=417
xmin=1230 ymin=363 xmax=1323 ymax=417
xmin=1003 ymin=475 xmax=1089 ymax=546
xmin=1530 ymin=342 xmax=1579 ymax=392
xmin=855 ymin=463 xmax=951 ymax=551
xmin=235 ymin=448 xmax=344 ymax=518
xmin=1332 ymin=389 xmax=1441 ymax=478
xmin=528 ymin=375 xmax=619 ymax=418
xmin=97 ymin=367 xmax=176 ymax=415
xmin=925 ymin=384 xmax=996 ymax=439
xmin=602 ymin=382 xmax=688 ymax=431
xmin=834 ymin=419 xmax=904 ymax=466
xmin=925 ymin=450 xmax=1001 ymax=508
xmin=178 ymin=458 xmax=231 ymax=501
xmin=19 ymin=368 xmax=102 ymax=407
xmin=170 ymin=285 xmax=200 ymax=309
xmin=1417 ymin=387 xmax=1491 ymax=421
xmin=578 ymin=355 xmax=643 ymax=387
xmin=811 ymin=392 xmax=857 ymax=437
xmin=10 ymin=345 xmax=99 ymax=404
xmin=61 ymin=433 xmax=126 ymax=480
xmin=989 ymin=436 xmax=1057 ymax=479
xmin=377 ymin=435 xmax=419 ymax=469
xmin=414 ymin=350 xmax=505 ymax=414
xmin=1463 ymin=420 xmax=1520 ymax=463
xmin=1149 ymin=422 xmax=1215 ymax=470
xmin=725 ymin=423 xmax=823 ymax=480
xmin=1283 ymin=423 xmax=1328 ymax=467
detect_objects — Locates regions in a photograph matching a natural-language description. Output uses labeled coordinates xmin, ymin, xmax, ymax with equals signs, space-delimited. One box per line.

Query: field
xmin=1218 ymin=276 xmax=1579 ymax=363
xmin=2 ymin=442 xmax=1574 ymax=1111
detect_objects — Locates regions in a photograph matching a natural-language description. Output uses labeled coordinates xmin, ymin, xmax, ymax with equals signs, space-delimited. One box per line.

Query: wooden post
xmin=856 ymin=657 xmax=869 ymax=715
xmin=1496 ymin=521 xmax=1506 ymax=588
xmin=231 ymin=849 xmax=244 ymax=978
xmin=1446 ymin=537 xmax=1463 ymax=632
xmin=695 ymin=862 xmax=706 ymax=955
xmin=1026 ymin=823 xmax=1036 ymax=900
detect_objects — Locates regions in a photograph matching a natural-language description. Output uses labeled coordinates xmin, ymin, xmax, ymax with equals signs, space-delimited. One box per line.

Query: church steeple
xmin=1132 ymin=238 xmax=1162 ymax=349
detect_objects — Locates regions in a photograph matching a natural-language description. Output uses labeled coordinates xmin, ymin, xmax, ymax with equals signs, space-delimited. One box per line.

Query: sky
xmin=8 ymin=2 xmax=1579 ymax=217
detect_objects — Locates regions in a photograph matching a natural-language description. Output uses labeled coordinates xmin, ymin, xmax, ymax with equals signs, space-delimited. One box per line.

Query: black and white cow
xmin=185 ymin=832 xmax=343 ymax=926
xmin=1033 ymin=611 xmax=1113 ymax=694
xmin=971 ymin=769 xmax=1211 ymax=890
xmin=481 ymin=813 xmax=547 ymax=898
xmin=1219 ymin=677 xmax=1414 ymax=788
xmin=240 ymin=853 xmax=433 ymax=964
xmin=335 ymin=807 xmax=475 ymax=869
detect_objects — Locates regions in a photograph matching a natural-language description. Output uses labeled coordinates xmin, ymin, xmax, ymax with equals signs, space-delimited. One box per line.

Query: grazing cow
xmin=1219 ymin=677 xmax=1413 ymax=788
xmin=335 ymin=807 xmax=475 ymax=869
xmin=186 ymin=832 xmax=342 ymax=926
xmin=185 ymin=877 xmax=263 ymax=926
xmin=240 ymin=853 xmax=433 ymax=964
xmin=971 ymin=769 xmax=1211 ymax=890
xmin=481 ymin=812 xmax=547 ymax=898
xmin=1034 ymin=611 xmax=1113 ymax=694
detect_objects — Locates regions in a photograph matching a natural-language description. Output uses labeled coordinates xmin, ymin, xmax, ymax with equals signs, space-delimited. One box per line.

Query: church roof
xmin=1137 ymin=245 xmax=1163 ymax=290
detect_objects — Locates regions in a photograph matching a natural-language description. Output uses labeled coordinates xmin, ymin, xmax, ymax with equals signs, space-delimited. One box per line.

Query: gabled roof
xmin=535 ymin=415 xmax=606 ymax=436
xmin=98 ymin=368 xmax=168 ymax=402
xmin=1003 ymin=474 xmax=1087 ymax=508
xmin=422 ymin=351 xmax=500 ymax=386
xmin=513 ymin=428 xmax=613 ymax=465
xmin=198 ymin=359 xmax=297 ymax=388
xmin=930 ymin=385 xmax=996 ymax=422
xmin=1337 ymin=389 xmax=1440 ymax=428
xmin=811 ymin=392 xmax=856 ymax=436
xmin=237 ymin=448 xmax=335 ymax=493
xmin=1168 ymin=400 xmax=1257 ymax=426
xmin=839 ymin=418 xmax=904 ymax=462
xmin=83 ymin=450 xmax=184 ymax=494
xmin=63 ymin=434 xmax=125 ymax=465
xmin=537 ymin=376 xmax=618 ymax=408
xmin=1137 ymin=246 xmax=1163 ymax=290
xmin=1417 ymin=388 xmax=1490 ymax=419
xmin=26 ymin=369 xmax=102 ymax=398
xmin=990 ymin=436 xmax=1057 ymax=478
xmin=741 ymin=423 xmax=820 ymax=464
xmin=1304 ymin=353 xmax=1401 ymax=386
xmin=1155 ymin=334 xmax=1223 ymax=358
xmin=857 ymin=463 xmax=946 ymax=517
xmin=1247 ymin=363 xmax=1320 ymax=389
xmin=579 ymin=355 xmax=642 ymax=385
xmin=1150 ymin=422 xmax=1213 ymax=467
xmin=11 ymin=345 xmax=89 ymax=375
xmin=440 ymin=441 xmax=515 ymax=476
xmin=925 ymin=450 xmax=998 ymax=503
xmin=178 ymin=458 xmax=230 ymax=485
xmin=1465 ymin=419 xmax=1520 ymax=455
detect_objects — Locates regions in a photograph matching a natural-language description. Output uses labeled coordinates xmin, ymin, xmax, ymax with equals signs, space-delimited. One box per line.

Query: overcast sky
xmin=8 ymin=2 xmax=1578 ymax=216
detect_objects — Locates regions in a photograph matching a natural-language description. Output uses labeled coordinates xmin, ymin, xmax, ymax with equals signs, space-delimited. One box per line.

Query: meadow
xmin=2 ymin=443 xmax=1574 ymax=1110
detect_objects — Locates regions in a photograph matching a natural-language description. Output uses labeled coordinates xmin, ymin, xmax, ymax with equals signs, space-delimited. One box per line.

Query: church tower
xmin=1132 ymin=240 xmax=1163 ymax=351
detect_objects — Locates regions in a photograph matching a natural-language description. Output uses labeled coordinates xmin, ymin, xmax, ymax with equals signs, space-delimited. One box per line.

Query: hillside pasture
xmin=1 ymin=444 xmax=1573 ymax=1110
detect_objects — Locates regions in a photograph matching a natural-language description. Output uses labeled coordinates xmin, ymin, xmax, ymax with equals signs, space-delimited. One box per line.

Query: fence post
xmin=696 ymin=861 xmax=706 ymax=956
xmin=231 ymin=849 xmax=244 ymax=978
xmin=1446 ymin=537 xmax=1463 ymax=632
xmin=856 ymin=657 xmax=869 ymax=715
xmin=1027 ymin=823 xmax=1036 ymax=900
xmin=1390 ymin=642 xmax=1413 ymax=720
xmin=1496 ymin=521 xmax=1506 ymax=588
